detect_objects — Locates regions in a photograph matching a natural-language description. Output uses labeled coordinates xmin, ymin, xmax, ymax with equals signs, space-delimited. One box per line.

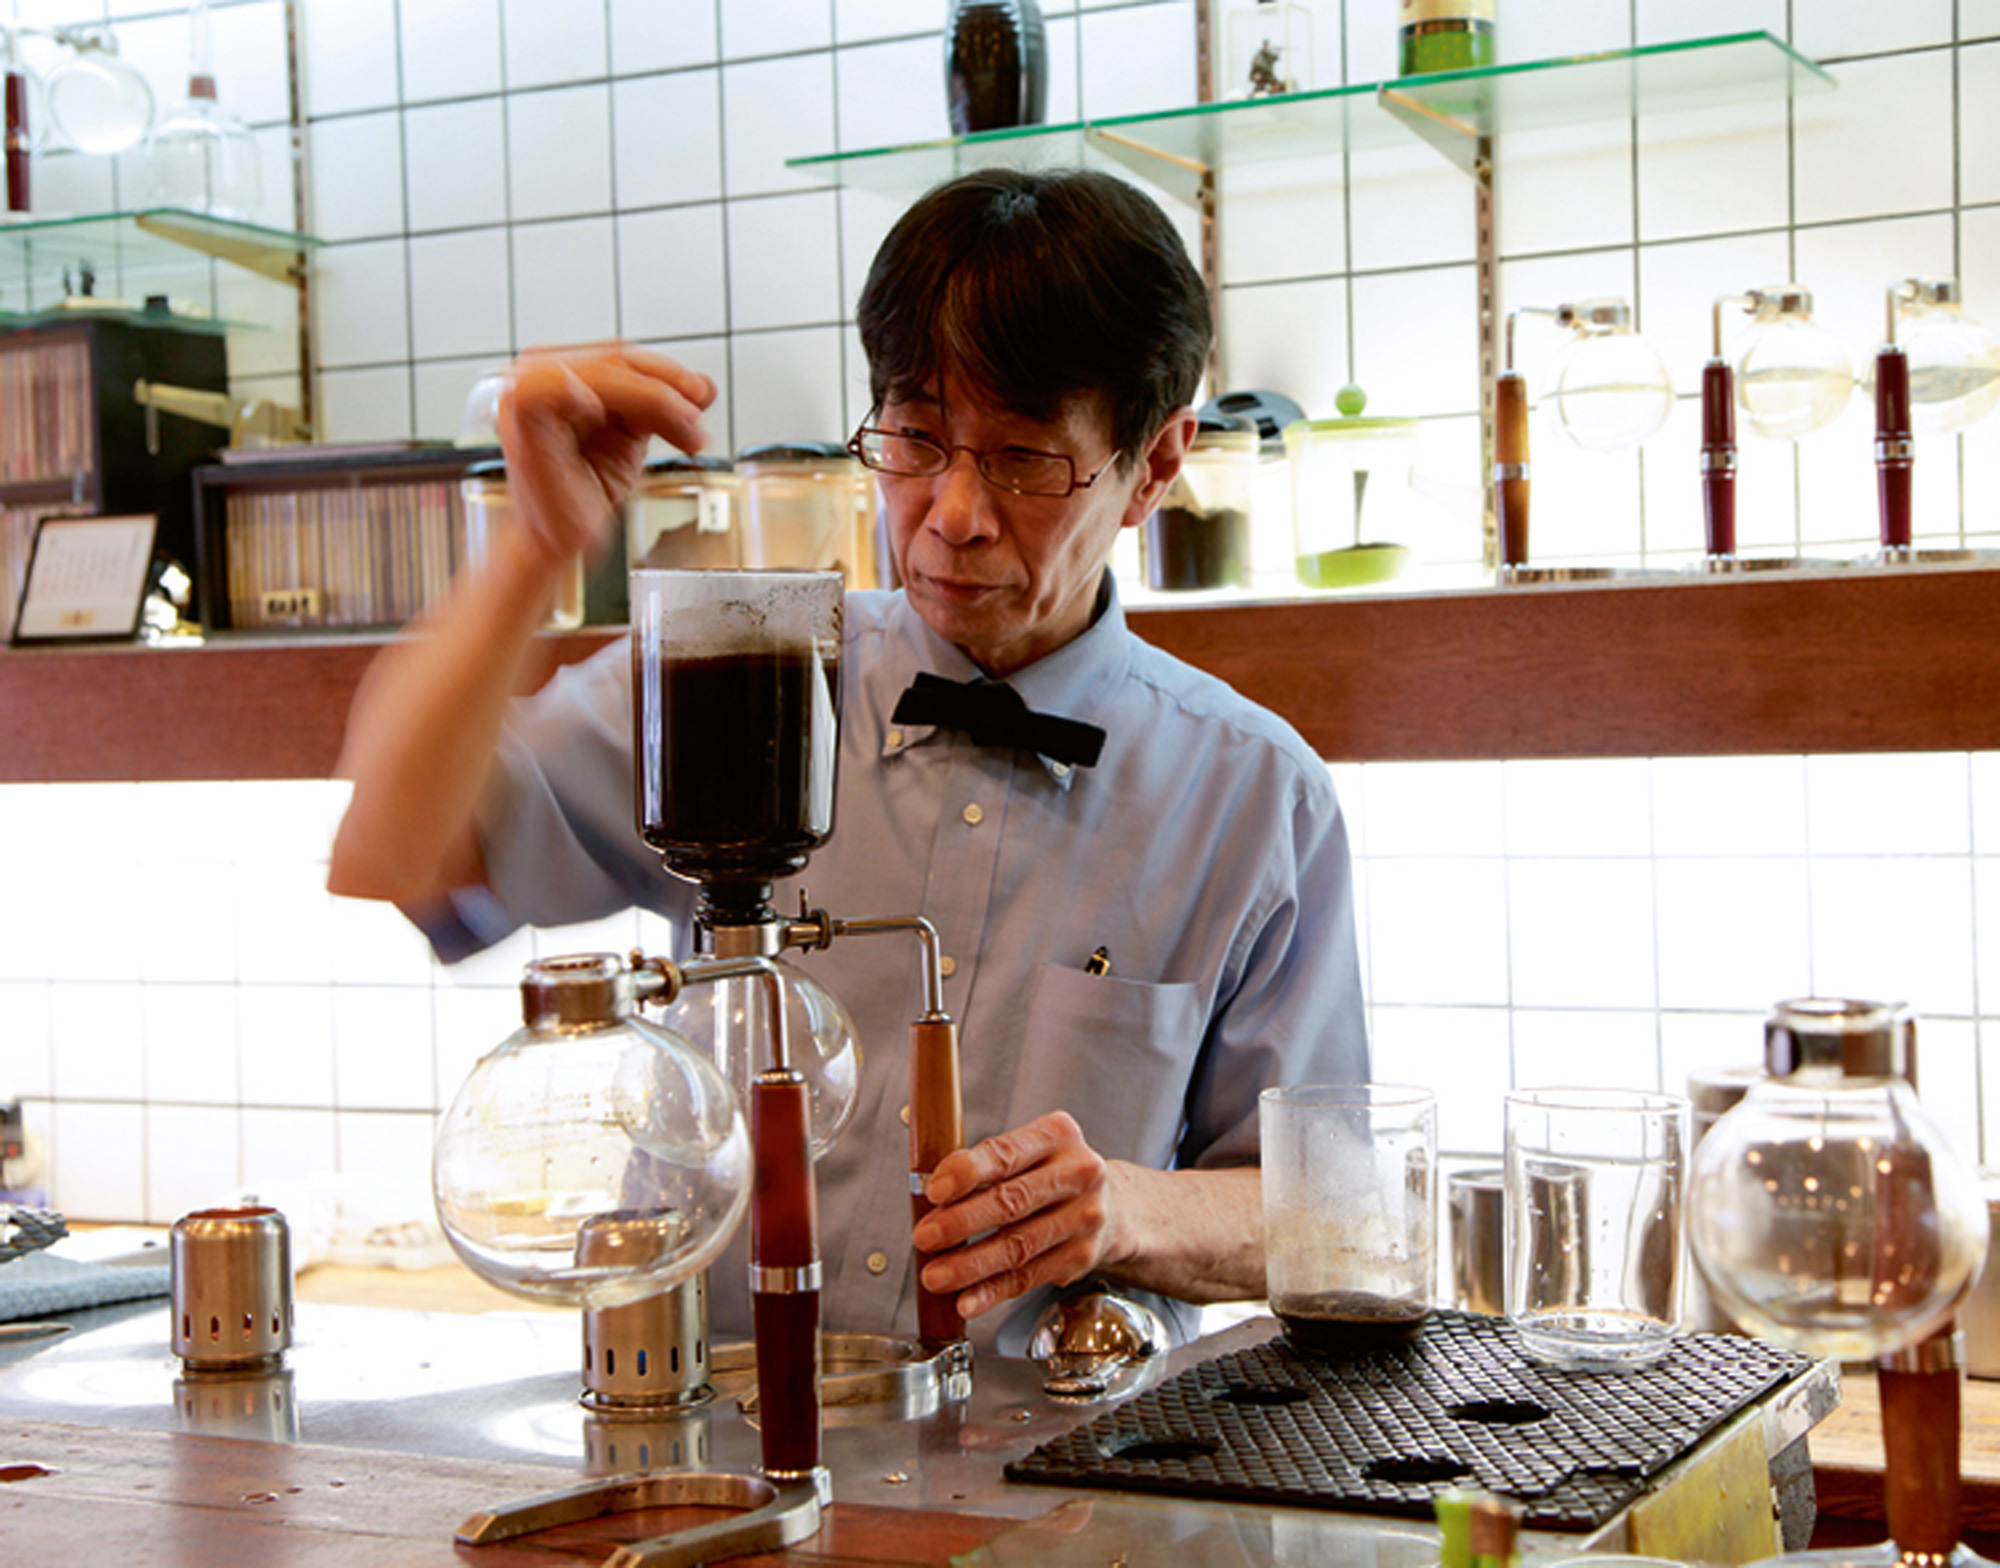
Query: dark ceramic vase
xmin=945 ymin=0 xmax=1048 ymax=134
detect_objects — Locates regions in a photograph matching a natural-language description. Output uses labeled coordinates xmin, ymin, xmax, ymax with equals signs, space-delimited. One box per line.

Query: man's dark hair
xmin=856 ymin=167 xmax=1212 ymax=468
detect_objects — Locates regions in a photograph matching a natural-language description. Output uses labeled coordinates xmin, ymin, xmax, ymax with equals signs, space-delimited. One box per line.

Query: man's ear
xmin=1120 ymin=407 xmax=1200 ymax=530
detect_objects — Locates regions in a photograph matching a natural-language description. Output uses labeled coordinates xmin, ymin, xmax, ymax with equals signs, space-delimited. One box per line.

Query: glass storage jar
xmin=461 ymin=460 xmax=585 ymax=631
xmin=1142 ymin=417 xmax=1256 ymax=591
xmin=1284 ymin=391 xmax=1419 ymax=591
xmin=624 ymin=457 xmax=740 ymax=572
xmin=737 ymin=443 xmax=880 ymax=586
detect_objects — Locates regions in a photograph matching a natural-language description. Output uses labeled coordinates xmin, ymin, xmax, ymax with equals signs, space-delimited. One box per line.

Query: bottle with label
xmin=1398 ymin=0 xmax=1495 ymax=77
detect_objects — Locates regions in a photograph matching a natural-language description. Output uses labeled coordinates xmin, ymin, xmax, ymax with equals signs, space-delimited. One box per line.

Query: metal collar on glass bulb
xmin=1711 ymin=285 xmax=1815 ymax=356
xmin=1505 ymin=298 xmax=1635 ymax=371
xmin=1764 ymin=996 xmax=1915 ymax=1082
xmin=518 ymin=950 xmax=690 ymax=1029
xmin=521 ymin=953 xmax=641 ymax=1031
xmin=1886 ymin=277 xmax=1960 ymax=346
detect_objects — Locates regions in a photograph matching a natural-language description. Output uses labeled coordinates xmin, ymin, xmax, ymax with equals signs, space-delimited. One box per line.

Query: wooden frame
xmin=2 ymin=563 xmax=1996 ymax=783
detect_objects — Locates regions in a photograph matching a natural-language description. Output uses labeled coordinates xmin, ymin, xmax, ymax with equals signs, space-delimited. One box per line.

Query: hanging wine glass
xmin=1689 ymin=998 xmax=1992 ymax=1568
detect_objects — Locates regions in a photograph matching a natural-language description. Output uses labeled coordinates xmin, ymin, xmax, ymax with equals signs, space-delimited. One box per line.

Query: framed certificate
xmin=10 ymin=514 xmax=160 ymax=645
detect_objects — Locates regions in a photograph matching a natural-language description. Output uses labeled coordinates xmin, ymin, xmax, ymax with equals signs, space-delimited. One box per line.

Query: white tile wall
xmin=11 ymin=3 xmax=2000 ymax=1224
xmin=400 ymin=0 xmax=504 ymax=102
xmin=612 ymin=71 xmax=724 ymax=209
xmin=403 ymin=98 xmax=511 ymax=233
xmin=500 ymin=0 xmax=609 ymax=91
xmin=510 ymin=216 xmax=619 ymax=347
xmin=507 ymin=85 xmax=615 ymax=223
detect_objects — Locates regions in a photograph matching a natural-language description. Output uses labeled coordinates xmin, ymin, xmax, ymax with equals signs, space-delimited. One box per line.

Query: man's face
xmin=875 ymin=375 xmax=1189 ymax=677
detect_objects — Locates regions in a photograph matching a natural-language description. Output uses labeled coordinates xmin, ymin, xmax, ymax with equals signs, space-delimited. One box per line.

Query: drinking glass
xmin=1261 ymin=1083 xmax=1436 ymax=1354
xmin=1505 ymin=1087 xmax=1689 ymax=1370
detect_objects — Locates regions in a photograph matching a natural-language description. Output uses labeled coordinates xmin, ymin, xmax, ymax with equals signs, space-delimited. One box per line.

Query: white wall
xmin=5 ymin=1 xmax=1999 ymax=1222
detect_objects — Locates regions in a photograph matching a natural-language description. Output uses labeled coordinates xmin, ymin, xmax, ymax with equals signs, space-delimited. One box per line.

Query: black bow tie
xmin=892 ymin=673 xmax=1106 ymax=768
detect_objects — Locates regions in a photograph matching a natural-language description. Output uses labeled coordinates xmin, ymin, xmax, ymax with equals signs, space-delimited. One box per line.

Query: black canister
xmin=945 ymin=0 xmax=1047 ymax=134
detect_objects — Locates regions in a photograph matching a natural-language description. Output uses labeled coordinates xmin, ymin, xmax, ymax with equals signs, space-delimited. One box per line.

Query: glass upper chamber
xmin=633 ymin=568 xmax=842 ymax=892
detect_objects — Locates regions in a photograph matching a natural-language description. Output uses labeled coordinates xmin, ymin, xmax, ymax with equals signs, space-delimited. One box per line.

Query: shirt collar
xmin=878 ymin=572 xmax=1130 ymax=788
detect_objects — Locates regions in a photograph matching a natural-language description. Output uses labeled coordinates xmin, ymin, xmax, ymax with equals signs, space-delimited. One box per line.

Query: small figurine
xmin=1247 ymin=40 xmax=1291 ymax=96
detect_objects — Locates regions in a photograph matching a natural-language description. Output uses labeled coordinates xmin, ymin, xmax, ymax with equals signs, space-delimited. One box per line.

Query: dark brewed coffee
xmin=637 ymin=647 xmax=838 ymax=886
xmin=1276 ymin=1289 xmax=1432 ymax=1354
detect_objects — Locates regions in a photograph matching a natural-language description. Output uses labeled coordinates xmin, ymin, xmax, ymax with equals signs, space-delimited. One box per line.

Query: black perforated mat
xmin=1005 ymin=1309 xmax=1814 ymax=1530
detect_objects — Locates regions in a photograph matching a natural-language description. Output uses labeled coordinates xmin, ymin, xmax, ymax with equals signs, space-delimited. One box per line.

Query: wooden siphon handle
xmin=1700 ymin=358 xmax=1738 ymax=558
xmin=1494 ymin=371 xmax=1531 ymax=569
xmin=1879 ymin=1327 xmax=1963 ymax=1555
xmin=1875 ymin=345 xmax=1914 ymax=550
xmin=750 ymin=1071 xmax=820 ymax=1478
xmin=909 ymin=1017 xmax=966 ymax=1349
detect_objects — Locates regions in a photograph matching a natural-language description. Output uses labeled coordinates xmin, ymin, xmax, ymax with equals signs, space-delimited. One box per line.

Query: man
xmin=329 ymin=167 xmax=1366 ymax=1354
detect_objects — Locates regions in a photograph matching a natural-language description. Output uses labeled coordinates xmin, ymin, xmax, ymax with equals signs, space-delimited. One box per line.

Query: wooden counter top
xmin=0 ymin=1418 xmax=1010 ymax=1566
xmin=1806 ymin=1368 xmax=2000 ymax=1549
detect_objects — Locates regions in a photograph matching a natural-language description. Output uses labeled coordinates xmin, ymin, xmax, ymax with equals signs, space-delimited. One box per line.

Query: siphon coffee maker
xmin=436 ymin=567 xmax=970 ymax=1565
xmin=1690 ymin=998 xmax=1992 ymax=1568
xmin=631 ymin=567 xmax=970 ymax=1358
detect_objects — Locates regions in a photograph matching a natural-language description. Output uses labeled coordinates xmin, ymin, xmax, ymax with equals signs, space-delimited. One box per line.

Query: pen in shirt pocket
xmin=1084 ymin=946 xmax=1112 ymax=977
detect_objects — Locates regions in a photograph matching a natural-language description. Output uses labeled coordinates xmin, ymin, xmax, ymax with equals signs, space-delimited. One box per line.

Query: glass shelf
xmin=789 ymin=31 xmax=1835 ymax=202
xmin=1379 ymin=30 xmax=1835 ymax=176
xmin=0 ymin=209 xmax=321 ymax=316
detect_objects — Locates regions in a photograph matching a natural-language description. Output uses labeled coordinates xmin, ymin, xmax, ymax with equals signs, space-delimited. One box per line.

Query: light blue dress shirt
xmin=445 ymin=579 xmax=1368 ymax=1352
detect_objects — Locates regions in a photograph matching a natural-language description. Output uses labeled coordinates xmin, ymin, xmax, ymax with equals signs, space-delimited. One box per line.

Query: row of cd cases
xmin=0 ymin=335 xmax=94 ymax=486
xmin=192 ymin=447 xmax=502 ymax=633
xmin=3 ymin=450 xmax=492 ymax=642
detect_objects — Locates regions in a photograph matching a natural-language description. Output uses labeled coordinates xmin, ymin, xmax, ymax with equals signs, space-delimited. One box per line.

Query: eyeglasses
xmin=846 ymin=427 xmax=1120 ymax=499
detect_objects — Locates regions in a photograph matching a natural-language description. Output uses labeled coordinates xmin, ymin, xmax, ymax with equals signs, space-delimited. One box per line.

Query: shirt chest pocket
xmin=1002 ymin=962 xmax=1206 ymax=1168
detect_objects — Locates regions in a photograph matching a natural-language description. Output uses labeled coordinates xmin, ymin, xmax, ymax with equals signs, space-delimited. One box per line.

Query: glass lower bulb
xmin=1735 ymin=315 xmax=1855 ymax=439
xmin=1901 ymin=306 xmax=2000 ymax=434
xmin=650 ymin=953 xmax=860 ymax=1159
xmin=1543 ymin=329 xmax=1675 ymax=453
xmin=434 ymin=979 xmax=749 ymax=1309
xmin=1689 ymin=1073 xmax=1987 ymax=1359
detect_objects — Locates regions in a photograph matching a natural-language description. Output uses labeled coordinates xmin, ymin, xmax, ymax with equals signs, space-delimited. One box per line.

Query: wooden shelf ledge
xmin=3 ymin=564 xmax=1998 ymax=784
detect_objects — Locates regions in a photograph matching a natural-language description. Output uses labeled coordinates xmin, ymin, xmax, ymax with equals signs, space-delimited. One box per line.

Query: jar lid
xmin=1764 ymin=997 xmax=1915 ymax=1081
xmin=1190 ymin=423 xmax=1259 ymax=453
xmin=738 ymin=441 xmax=854 ymax=468
xmin=644 ymin=455 xmax=734 ymax=474
xmin=1283 ymin=414 xmax=1419 ymax=440
xmin=1198 ymin=389 xmax=1306 ymax=446
xmin=1282 ymin=382 xmax=1418 ymax=441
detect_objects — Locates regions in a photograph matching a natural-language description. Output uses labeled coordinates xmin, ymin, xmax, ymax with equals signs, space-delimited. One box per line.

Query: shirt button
xmin=899 ymin=1104 xmax=911 ymax=1126
xmin=887 ymin=728 xmax=904 ymax=747
xmin=962 ymin=803 xmax=984 ymax=825
xmin=1051 ymin=761 xmax=1072 ymax=779
xmin=939 ymin=955 xmax=957 ymax=978
xmin=866 ymin=1251 xmax=890 ymax=1275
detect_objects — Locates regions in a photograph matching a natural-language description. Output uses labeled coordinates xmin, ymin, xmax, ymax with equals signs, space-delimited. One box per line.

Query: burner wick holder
xmin=170 ymin=1206 xmax=293 ymax=1373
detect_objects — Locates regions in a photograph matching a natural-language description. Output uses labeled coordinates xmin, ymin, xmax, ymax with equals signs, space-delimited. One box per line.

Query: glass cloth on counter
xmin=0 ymin=1252 xmax=171 ymax=1321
